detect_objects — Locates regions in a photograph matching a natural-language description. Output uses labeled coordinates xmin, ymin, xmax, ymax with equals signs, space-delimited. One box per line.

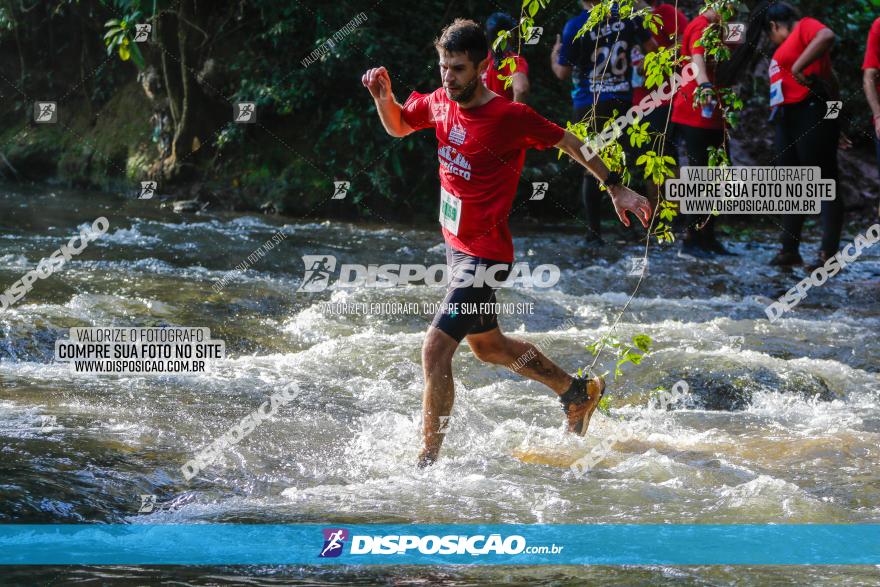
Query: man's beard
xmin=446 ymin=74 xmax=479 ymax=103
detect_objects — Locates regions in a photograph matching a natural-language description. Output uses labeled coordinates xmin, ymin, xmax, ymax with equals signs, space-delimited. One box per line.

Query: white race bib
xmin=439 ymin=187 xmax=462 ymax=236
xmin=769 ymin=79 xmax=784 ymax=107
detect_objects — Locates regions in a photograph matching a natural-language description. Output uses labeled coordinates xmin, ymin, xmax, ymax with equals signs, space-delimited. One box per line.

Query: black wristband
xmin=602 ymin=170 xmax=622 ymax=188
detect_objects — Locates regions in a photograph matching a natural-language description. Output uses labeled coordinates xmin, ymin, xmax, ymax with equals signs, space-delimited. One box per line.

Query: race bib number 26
xmin=439 ymin=187 xmax=461 ymax=235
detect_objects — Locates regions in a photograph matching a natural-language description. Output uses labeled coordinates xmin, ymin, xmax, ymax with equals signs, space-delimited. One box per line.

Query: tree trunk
xmin=171 ymin=0 xmax=196 ymax=163
xmin=161 ymin=0 xmax=204 ymax=181
xmin=157 ymin=11 xmax=182 ymax=129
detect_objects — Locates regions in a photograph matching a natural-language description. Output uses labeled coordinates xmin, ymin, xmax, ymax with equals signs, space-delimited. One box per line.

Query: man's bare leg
xmin=466 ymin=327 xmax=604 ymax=433
xmin=467 ymin=328 xmax=571 ymax=393
xmin=418 ymin=326 xmax=459 ymax=467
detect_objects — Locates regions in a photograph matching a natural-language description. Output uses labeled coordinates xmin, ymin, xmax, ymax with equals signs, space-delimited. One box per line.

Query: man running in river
xmin=361 ymin=18 xmax=652 ymax=467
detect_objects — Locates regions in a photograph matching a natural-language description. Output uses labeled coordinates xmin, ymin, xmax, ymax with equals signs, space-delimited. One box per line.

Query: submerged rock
xmin=669 ymin=367 xmax=836 ymax=411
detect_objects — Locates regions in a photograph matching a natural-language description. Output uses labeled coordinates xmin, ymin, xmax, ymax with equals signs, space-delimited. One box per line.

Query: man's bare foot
xmin=560 ymin=375 xmax=605 ymax=435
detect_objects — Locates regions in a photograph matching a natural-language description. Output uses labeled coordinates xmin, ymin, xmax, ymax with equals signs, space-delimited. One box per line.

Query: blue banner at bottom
xmin=0 ymin=524 xmax=877 ymax=565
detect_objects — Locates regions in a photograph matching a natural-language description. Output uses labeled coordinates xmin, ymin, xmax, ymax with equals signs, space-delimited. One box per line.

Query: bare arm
xmin=361 ymin=66 xmax=414 ymax=138
xmin=555 ymin=131 xmax=653 ymax=227
xmin=688 ymin=53 xmax=714 ymax=105
xmin=865 ymin=68 xmax=880 ymax=138
xmin=691 ymin=53 xmax=710 ymax=86
xmin=511 ymin=73 xmax=530 ymax=103
xmin=792 ymin=28 xmax=836 ymax=80
xmin=551 ymin=34 xmax=572 ymax=80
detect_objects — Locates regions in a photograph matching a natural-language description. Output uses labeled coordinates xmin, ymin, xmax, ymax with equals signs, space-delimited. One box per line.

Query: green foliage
xmin=636 ymin=150 xmax=676 ymax=186
xmin=643 ymin=45 xmax=683 ymax=90
xmin=584 ymin=333 xmax=653 ymax=415
xmin=585 ymin=333 xmax=653 ymax=382
xmin=653 ymin=199 xmax=678 ymax=243
xmin=103 ymin=11 xmax=145 ymax=69
xmin=627 ymin=121 xmax=651 ymax=150
xmin=707 ymin=146 xmax=730 ymax=168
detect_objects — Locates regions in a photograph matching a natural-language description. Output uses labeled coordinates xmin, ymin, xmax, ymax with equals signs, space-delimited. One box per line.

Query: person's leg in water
xmin=467 ymin=325 xmax=603 ymax=431
xmin=676 ymin=124 xmax=729 ymax=258
xmin=772 ymin=98 xmax=843 ymax=267
xmin=802 ymin=100 xmax=843 ymax=269
xmin=771 ymin=105 xmax=805 ymax=265
xmin=876 ymin=134 xmax=880 ymax=220
xmin=418 ymin=326 xmax=459 ymax=467
xmin=418 ymin=250 xmax=604 ymax=467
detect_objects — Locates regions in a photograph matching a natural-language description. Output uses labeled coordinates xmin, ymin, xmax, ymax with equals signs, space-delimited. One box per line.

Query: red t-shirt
xmin=632 ymin=3 xmax=689 ymax=107
xmin=769 ymin=17 xmax=832 ymax=107
xmin=862 ymin=17 xmax=880 ymax=99
xmin=671 ymin=15 xmax=725 ymax=130
xmin=400 ymin=88 xmax=564 ymax=262
xmin=481 ymin=50 xmax=529 ymax=101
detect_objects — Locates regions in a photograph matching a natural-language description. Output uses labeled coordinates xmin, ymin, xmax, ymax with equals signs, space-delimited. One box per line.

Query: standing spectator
xmin=863 ymin=16 xmax=880 ymax=193
xmin=671 ymin=2 xmax=736 ymax=260
xmin=553 ymin=1 xmax=657 ymax=247
xmin=631 ymin=0 xmax=689 ymax=206
xmin=760 ymin=2 xmax=843 ymax=269
xmin=483 ymin=12 xmax=530 ymax=103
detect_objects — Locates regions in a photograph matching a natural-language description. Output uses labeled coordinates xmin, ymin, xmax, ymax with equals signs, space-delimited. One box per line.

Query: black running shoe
xmin=703 ymin=238 xmax=736 ymax=256
xmin=769 ymin=250 xmax=803 ymax=267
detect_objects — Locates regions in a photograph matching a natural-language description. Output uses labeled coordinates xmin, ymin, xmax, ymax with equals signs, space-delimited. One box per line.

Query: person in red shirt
xmin=671 ymin=3 xmax=736 ymax=260
xmin=863 ymin=17 xmax=880 ymax=185
xmin=759 ymin=3 xmax=844 ymax=270
xmin=482 ymin=12 xmax=530 ymax=103
xmin=631 ymin=0 xmax=688 ymax=205
xmin=361 ymin=18 xmax=652 ymax=467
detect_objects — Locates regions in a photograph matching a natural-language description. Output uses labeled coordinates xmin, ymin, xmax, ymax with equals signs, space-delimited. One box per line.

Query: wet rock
xmin=171 ymin=199 xmax=207 ymax=213
xmin=671 ymin=367 xmax=835 ymax=411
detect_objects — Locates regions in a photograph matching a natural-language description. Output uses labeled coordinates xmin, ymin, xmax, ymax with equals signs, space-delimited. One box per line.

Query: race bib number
xmin=439 ymin=187 xmax=461 ymax=236
xmin=769 ymin=79 xmax=784 ymax=107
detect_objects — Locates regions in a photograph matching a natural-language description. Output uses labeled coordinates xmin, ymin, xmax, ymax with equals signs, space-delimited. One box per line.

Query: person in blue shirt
xmin=553 ymin=0 xmax=657 ymax=246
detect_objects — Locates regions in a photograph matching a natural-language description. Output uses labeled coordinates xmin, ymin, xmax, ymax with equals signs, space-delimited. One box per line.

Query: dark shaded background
xmin=0 ymin=0 xmax=877 ymax=221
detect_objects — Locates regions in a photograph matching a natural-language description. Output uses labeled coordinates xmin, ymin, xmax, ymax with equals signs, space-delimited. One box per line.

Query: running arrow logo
xmin=298 ymin=255 xmax=337 ymax=292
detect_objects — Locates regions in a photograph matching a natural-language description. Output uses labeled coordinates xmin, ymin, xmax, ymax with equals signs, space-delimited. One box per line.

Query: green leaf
xmin=632 ymin=334 xmax=652 ymax=352
xmin=597 ymin=395 xmax=613 ymax=416
xmin=130 ymin=41 xmax=145 ymax=69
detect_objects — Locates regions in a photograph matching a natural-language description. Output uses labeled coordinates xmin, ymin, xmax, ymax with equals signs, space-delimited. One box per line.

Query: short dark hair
xmin=434 ymin=18 xmax=488 ymax=68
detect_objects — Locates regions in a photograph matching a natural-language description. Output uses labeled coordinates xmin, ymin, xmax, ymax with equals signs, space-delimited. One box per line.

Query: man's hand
xmin=362 ymin=66 xmax=392 ymax=101
xmin=609 ymin=185 xmax=652 ymax=228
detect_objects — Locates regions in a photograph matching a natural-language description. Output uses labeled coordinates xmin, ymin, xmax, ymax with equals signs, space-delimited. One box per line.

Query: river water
xmin=1 ymin=186 xmax=878 ymax=584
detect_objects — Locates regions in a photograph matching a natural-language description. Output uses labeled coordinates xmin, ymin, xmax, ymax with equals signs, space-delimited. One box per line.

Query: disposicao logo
xmin=319 ymin=532 xmax=531 ymax=557
xmin=319 ymin=528 xmax=348 ymax=558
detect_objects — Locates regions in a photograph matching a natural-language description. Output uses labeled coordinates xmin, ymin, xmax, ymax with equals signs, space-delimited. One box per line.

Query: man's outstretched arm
xmin=555 ymin=130 xmax=653 ymax=228
xmin=362 ymin=66 xmax=414 ymax=138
